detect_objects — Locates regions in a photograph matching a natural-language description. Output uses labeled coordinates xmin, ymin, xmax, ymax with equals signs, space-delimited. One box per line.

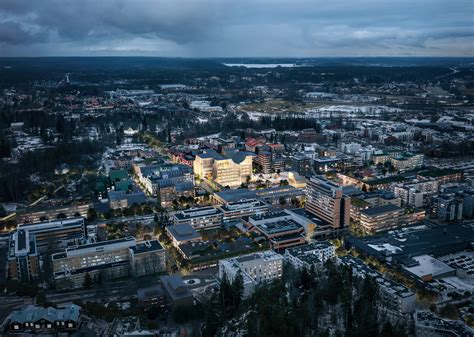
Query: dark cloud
xmin=0 ymin=0 xmax=473 ymax=56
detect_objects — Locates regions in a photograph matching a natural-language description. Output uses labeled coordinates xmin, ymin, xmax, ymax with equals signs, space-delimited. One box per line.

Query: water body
xmin=223 ymin=63 xmax=297 ymax=68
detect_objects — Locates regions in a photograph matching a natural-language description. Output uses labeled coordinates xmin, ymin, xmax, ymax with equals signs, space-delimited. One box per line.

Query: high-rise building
xmin=305 ymin=176 xmax=350 ymax=230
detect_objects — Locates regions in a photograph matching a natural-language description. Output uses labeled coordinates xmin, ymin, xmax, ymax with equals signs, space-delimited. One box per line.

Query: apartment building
xmin=305 ymin=175 xmax=351 ymax=230
xmin=391 ymin=153 xmax=424 ymax=172
xmin=51 ymin=237 xmax=165 ymax=288
xmin=338 ymin=256 xmax=416 ymax=314
xmin=218 ymin=250 xmax=284 ymax=298
xmin=3 ymin=304 xmax=81 ymax=334
xmin=285 ymin=241 xmax=336 ymax=270
xmin=393 ymin=179 xmax=438 ymax=208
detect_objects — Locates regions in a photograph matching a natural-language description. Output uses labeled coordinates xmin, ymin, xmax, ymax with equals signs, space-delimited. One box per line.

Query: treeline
xmin=196 ymin=261 xmax=407 ymax=337
xmin=0 ymin=140 xmax=104 ymax=202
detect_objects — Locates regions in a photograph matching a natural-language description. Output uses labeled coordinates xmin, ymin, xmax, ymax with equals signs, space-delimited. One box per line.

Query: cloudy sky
xmin=0 ymin=0 xmax=473 ymax=57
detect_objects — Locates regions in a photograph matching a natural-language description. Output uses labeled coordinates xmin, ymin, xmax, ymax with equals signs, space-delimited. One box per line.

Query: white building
xmin=285 ymin=241 xmax=336 ymax=270
xmin=218 ymin=250 xmax=283 ymax=298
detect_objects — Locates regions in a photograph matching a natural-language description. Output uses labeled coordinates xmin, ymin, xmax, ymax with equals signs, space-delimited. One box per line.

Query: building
xmin=290 ymin=154 xmax=312 ymax=177
xmin=285 ymin=241 xmax=335 ymax=270
xmin=16 ymin=217 xmax=86 ymax=253
xmin=255 ymin=150 xmax=272 ymax=174
xmin=7 ymin=229 xmax=39 ymax=282
xmin=165 ymin=224 xmax=202 ymax=248
xmin=51 ymin=237 xmax=165 ymax=288
xmin=211 ymin=186 xmax=305 ymax=206
xmin=437 ymin=194 xmax=464 ymax=222
xmin=358 ymin=204 xmax=406 ymax=233
xmin=16 ymin=203 xmax=92 ymax=223
xmin=108 ymin=191 xmax=146 ymax=209
xmin=338 ymin=256 xmax=416 ymax=314
xmin=218 ymin=250 xmax=284 ymax=298
xmin=417 ymin=168 xmax=464 ymax=186
xmin=402 ymin=255 xmax=456 ymax=282
xmin=345 ymin=223 xmax=474 ymax=265
xmin=137 ymin=285 xmax=167 ymax=312
xmin=172 ymin=206 xmax=223 ymax=230
xmin=414 ymin=311 xmax=474 ymax=337
xmin=194 ymin=149 xmax=254 ymax=188
xmin=393 ymin=179 xmax=438 ymax=208
xmin=305 ymin=175 xmax=351 ymax=230
xmin=134 ymin=163 xmax=194 ymax=207
xmin=3 ymin=304 xmax=81 ymax=334
xmin=159 ymin=275 xmax=194 ymax=309
xmin=217 ymin=198 xmax=269 ymax=223
xmin=391 ymin=153 xmax=424 ymax=172
xmin=249 ymin=215 xmax=305 ymax=250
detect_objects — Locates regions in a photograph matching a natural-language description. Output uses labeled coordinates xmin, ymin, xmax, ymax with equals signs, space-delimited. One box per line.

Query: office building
xmin=358 ymin=204 xmax=406 ymax=233
xmin=244 ymin=211 xmax=314 ymax=249
xmin=217 ymin=198 xmax=269 ymax=222
xmin=219 ymin=250 xmax=284 ymax=298
xmin=51 ymin=237 xmax=165 ymax=288
xmin=305 ymin=176 xmax=350 ymax=230
xmin=17 ymin=217 xmax=86 ymax=253
xmin=165 ymin=224 xmax=202 ymax=248
xmin=172 ymin=206 xmax=223 ymax=230
xmin=7 ymin=229 xmax=39 ymax=282
xmin=194 ymin=149 xmax=254 ymax=188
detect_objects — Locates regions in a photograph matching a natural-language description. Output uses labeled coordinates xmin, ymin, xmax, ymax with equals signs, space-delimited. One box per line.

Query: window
xmin=13 ymin=324 xmax=19 ymax=330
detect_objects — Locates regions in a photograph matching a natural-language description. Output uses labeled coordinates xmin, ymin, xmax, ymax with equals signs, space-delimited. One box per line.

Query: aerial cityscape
xmin=0 ymin=1 xmax=473 ymax=337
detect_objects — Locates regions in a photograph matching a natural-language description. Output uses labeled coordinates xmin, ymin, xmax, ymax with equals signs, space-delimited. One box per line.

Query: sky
xmin=0 ymin=0 xmax=473 ymax=57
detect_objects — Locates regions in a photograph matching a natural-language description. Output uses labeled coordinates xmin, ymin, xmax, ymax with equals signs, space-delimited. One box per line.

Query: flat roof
xmin=361 ymin=204 xmax=402 ymax=216
xmin=166 ymin=224 xmax=201 ymax=242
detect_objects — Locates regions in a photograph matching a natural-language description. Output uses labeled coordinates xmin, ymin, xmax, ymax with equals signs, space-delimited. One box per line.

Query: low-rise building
xmin=338 ymin=256 xmax=416 ymax=314
xmin=285 ymin=241 xmax=336 ymax=270
xmin=165 ymin=224 xmax=202 ymax=248
xmin=51 ymin=237 xmax=165 ymax=288
xmin=159 ymin=275 xmax=194 ymax=309
xmin=217 ymin=198 xmax=269 ymax=223
xmin=218 ymin=250 xmax=284 ymax=298
xmin=172 ymin=206 xmax=223 ymax=230
xmin=3 ymin=304 xmax=81 ymax=334
xmin=17 ymin=217 xmax=86 ymax=253
xmin=414 ymin=311 xmax=474 ymax=337
xmin=245 ymin=211 xmax=309 ymax=249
